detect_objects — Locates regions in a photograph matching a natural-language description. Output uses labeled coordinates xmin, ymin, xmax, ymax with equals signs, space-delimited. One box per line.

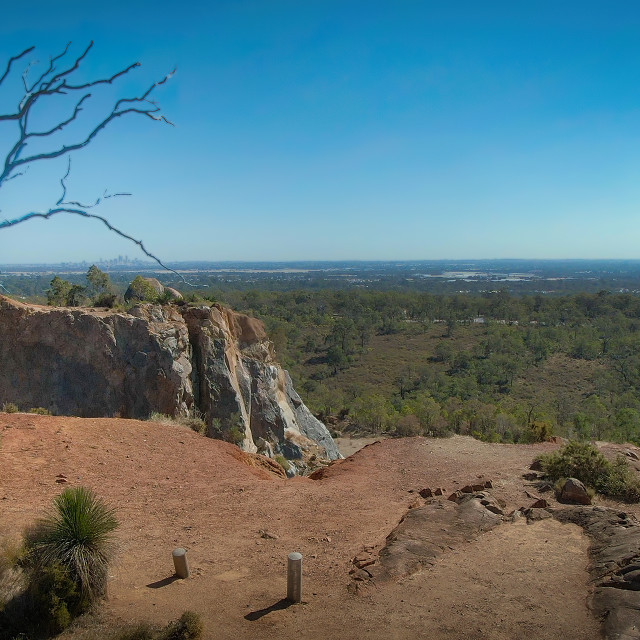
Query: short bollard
xmin=287 ymin=552 xmax=303 ymax=603
xmin=172 ymin=547 xmax=190 ymax=579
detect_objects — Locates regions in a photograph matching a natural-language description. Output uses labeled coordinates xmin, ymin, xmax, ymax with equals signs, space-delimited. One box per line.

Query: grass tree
xmin=28 ymin=486 xmax=119 ymax=604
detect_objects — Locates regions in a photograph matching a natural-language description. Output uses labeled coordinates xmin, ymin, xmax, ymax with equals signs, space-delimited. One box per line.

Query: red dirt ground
xmin=1 ymin=414 xmax=622 ymax=639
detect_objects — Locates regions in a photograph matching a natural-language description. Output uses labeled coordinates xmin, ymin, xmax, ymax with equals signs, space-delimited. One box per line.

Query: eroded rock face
xmin=0 ymin=296 xmax=340 ymax=464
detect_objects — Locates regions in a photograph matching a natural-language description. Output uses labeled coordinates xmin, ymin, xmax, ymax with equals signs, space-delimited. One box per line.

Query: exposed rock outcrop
xmin=351 ymin=491 xmax=503 ymax=585
xmin=554 ymin=507 xmax=640 ymax=640
xmin=0 ymin=296 xmax=340 ymax=465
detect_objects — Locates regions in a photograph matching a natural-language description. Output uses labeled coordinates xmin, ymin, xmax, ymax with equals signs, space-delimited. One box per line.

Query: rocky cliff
xmin=0 ymin=296 xmax=341 ymax=467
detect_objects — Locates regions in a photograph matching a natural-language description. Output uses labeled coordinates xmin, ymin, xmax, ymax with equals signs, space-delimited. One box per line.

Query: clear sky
xmin=1 ymin=0 xmax=640 ymax=263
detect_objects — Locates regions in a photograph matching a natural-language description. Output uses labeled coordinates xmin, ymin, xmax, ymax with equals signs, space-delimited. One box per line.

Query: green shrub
xmin=28 ymin=561 xmax=79 ymax=633
xmin=28 ymin=407 xmax=50 ymax=415
xmin=149 ymin=412 xmax=173 ymax=424
xmin=158 ymin=611 xmax=203 ymax=640
xmin=2 ymin=403 xmax=18 ymax=414
xmin=126 ymin=276 xmax=160 ymax=303
xmin=26 ymin=487 xmax=119 ymax=604
xmin=599 ymin=457 xmax=640 ymax=502
xmin=208 ymin=415 xmax=245 ymax=446
xmin=148 ymin=412 xmax=207 ymax=436
xmin=521 ymin=420 xmax=554 ymax=444
xmin=394 ymin=415 xmax=422 ymax=437
xmin=179 ymin=417 xmax=207 ymax=436
xmin=224 ymin=426 xmax=245 ymax=446
xmin=93 ymin=292 xmax=118 ymax=308
xmin=274 ymin=455 xmax=290 ymax=472
xmin=538 ymin=441 xmax=640 ymax=502
xmin=110 ymin=622 xmax=156 ymax=640
xmin=0 ymin=537 xmax=25 ymax=610
xmin=106 ymin=612 xmax=203 ymax=640
xmin=156 ymin=290 xmax=175 ymax=305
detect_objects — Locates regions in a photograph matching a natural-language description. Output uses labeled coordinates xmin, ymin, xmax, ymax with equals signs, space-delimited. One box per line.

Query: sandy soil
xmin=335 ymin=435 xmax=382 ymax=457
xmin=0 ymin=414 xmax=614 ymax=639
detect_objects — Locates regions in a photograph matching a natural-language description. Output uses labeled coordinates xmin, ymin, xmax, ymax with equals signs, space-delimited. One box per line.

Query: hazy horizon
xmin=4 ymin=257 xmax=640 ymax=268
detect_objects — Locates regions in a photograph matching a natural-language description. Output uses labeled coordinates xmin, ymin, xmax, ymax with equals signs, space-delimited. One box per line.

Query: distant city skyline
xmin=2 ymin=1 xmax=640 ymax=264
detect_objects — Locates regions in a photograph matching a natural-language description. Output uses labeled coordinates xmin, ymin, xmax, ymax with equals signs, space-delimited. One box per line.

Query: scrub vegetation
xmin=0 ymin=487 xmax=118 ymax=638
xmin=202 ymin=288 xmax=640 ymax=444
xmin=537 ymin=441 xmax=640 ymax=502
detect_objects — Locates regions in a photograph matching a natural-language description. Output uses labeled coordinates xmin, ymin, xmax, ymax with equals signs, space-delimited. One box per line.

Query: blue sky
xmin=1 ymin=1 xmax=640 ymax=263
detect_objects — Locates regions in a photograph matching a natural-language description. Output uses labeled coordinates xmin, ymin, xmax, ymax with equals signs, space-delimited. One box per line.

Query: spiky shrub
xmin=27 ymin=487 xmax=119 ymax=605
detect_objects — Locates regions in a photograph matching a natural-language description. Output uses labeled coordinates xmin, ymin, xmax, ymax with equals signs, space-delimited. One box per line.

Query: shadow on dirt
xmin=244 ymin=598 xmax=294 ymax=621
xmin=146 ymin=575 xmax=180 ymax=589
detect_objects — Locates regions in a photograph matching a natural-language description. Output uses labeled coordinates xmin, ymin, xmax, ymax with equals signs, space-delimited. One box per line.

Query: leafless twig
xmin=0 ymin=42 xmax=181 ymax=278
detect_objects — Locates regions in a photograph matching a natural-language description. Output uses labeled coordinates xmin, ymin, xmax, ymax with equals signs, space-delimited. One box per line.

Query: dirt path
xmin=0 ymin=415 xmax=608 ymax=638
xmin=373 ymin=519 xmax=597 ymax=640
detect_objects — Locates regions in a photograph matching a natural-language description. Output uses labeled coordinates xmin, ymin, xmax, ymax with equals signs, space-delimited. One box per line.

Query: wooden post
xmin=287 ymin=552 xmax=303 ymax=603
xmin=172 ymin=547 xmax=190 ymax=578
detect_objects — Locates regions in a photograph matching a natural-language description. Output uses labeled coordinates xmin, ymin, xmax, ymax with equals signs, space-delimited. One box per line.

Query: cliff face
xmin=0 ymin=296 xmax=341 ymax=465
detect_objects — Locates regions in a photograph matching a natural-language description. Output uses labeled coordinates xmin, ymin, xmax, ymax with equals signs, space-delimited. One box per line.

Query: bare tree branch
xmin=0 ymin=42 xmax=182 ymax=280
xmin=0 ymin=208 xmax=182 ymax=278
xmin=56 ymin=158 xmax=131 ymax=208
xmin=0 ymin=46 xmax=34 ymax=87
xmin=25 ymin=41 xmax=71 ymax=93
xmin=29 ymin=93 xmax=91 ymax=138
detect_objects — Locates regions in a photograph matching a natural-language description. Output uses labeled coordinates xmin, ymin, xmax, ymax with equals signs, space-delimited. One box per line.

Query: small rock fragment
xmin=354 ymin=558 xmax=375 ymax=570
xmin=531 ymin=499 xmax=549 ymax=509
xmin=523 ymin=508 xmax=552 ymax=523
xmin=259 ymin=529 xmax=278 ymax=540
xmin=485 ymin=504 xmax=504 ymax=516
xmin=351 ymin=569 xmax=371 ymax=581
